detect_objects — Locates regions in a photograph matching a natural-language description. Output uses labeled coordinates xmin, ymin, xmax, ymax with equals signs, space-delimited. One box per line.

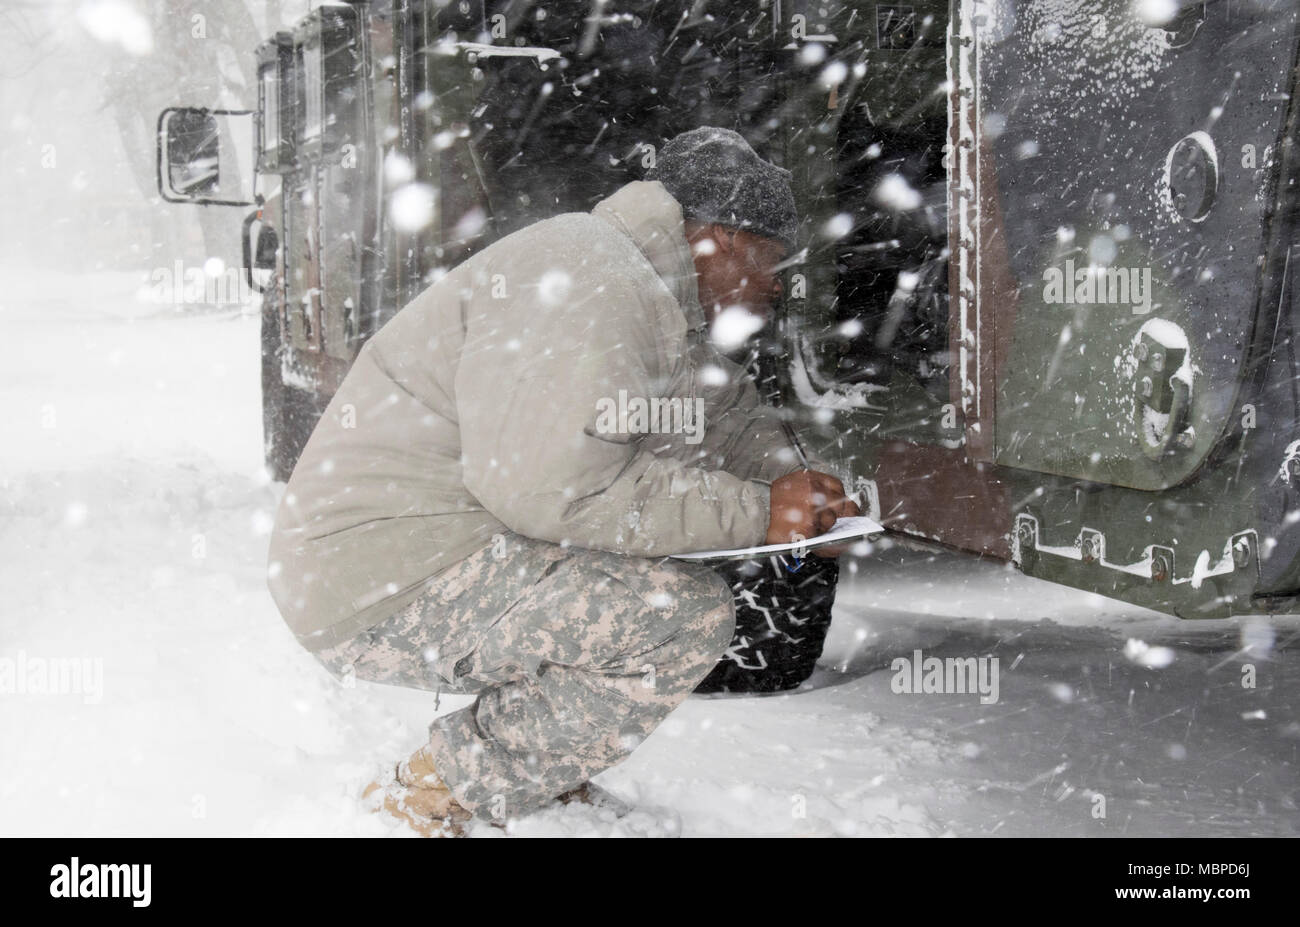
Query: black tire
xmin=695 ymin=555 xmax=841 ymax=694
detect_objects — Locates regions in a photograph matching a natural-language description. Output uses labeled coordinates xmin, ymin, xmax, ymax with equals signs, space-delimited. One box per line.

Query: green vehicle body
xmin=159 ymin=0 xmax=1300 ymax=620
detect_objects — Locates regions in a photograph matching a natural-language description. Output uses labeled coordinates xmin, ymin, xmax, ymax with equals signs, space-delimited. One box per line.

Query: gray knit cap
xmin=647 ymin=127 xmax=798 ymax=250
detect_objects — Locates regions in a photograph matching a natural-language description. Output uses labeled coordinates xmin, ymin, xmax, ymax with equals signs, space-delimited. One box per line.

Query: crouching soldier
xmin=267 ymin=127 xmax=858 ymax=834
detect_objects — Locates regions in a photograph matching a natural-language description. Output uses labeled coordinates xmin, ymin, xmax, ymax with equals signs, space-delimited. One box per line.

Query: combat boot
xmin=363 ymin=744 xmax=472 ymax=837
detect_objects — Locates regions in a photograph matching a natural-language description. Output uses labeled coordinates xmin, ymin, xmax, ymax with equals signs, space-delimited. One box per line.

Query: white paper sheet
xmin=672 ymin=515 xmax=885 ymax=561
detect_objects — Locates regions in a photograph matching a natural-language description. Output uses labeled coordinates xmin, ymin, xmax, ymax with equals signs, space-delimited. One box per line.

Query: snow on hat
xmin=647 ymin=127 xmax=797 ymax=250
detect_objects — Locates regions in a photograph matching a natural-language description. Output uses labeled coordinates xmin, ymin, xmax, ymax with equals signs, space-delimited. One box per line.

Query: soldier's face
xmin=692 ymin=226 xmax=788 ymax=325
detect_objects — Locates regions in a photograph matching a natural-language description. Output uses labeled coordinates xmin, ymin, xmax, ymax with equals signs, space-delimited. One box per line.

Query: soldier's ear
xmin=690 ymin=223 xmax=734 ymax=260
xmin=715 ymin=225 xmax=739 ymax=256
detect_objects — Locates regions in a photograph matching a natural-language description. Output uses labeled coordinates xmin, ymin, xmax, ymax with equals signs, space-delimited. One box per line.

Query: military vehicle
xmin=158 ymin=0 xmax=1300 ymax=621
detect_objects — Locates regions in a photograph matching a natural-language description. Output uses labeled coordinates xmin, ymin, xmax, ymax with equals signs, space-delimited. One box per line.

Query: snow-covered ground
xmin=2 ymin=269 xmax=1296 ymax=837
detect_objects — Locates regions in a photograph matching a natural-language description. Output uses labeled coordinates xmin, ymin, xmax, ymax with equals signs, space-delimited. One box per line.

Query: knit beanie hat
xmin=646 ymin=127 xmax=798 ymax=250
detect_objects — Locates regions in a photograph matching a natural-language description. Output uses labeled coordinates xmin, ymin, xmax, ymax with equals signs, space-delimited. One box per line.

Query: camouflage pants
xmin=315 ymin=532 xmax=735 ymax=822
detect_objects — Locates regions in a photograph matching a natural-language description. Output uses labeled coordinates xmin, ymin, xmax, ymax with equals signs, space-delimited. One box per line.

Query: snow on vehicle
xmin=156 ymin=0 xmax=1300 ymax=621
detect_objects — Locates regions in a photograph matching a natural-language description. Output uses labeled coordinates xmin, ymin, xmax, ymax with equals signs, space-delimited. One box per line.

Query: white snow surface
xmin=1 ymin=269 xmax=1297 ymax=837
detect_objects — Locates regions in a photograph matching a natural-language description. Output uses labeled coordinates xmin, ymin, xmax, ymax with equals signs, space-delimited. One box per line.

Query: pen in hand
xmin=780 ymin=417 xmax=812 ymax=471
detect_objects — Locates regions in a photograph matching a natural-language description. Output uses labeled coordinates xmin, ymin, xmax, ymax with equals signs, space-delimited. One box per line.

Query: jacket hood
xmin=591 ymin=181 xmax=706 ymax=332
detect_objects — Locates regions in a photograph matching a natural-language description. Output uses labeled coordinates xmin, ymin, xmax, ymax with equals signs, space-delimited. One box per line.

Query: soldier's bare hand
xmin=767 ymin=469 xmax=859 ymax=550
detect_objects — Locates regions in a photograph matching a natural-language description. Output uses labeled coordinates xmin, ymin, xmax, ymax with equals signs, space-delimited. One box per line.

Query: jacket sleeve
xmin=455 ymin=265 xmax=770 ymax=555
xmin=689 ymin=361 xmax=805 ymax=484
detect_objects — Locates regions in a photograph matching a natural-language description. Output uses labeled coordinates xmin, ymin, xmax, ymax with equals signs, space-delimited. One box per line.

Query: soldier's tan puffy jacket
xmin=268 ymin=180 xmax=801 ymax=651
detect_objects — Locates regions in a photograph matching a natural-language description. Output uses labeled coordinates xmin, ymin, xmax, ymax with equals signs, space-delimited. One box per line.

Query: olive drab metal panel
xmin=283 ymin=5 xmax=370 ymax=372
xmin=778 ymin=0 xmax=1300 ymax=617
xmin=939 ymin=0 xmax=1300 ymax=617
xmin=962 ymin=0 xmax=1300 ymax=490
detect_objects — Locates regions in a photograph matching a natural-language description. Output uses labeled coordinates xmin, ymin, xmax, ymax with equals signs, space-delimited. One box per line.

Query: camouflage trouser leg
xmin=315 ymin=533 xmax=735 ymax=822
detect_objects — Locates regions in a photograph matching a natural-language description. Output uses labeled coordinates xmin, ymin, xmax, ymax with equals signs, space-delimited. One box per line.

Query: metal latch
xmin=1132 ymin=320 xmax=1195 ymax=460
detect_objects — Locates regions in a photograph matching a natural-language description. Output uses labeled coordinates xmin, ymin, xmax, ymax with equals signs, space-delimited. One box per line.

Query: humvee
xmin=158 ymin=0 xmax=1300 ymax=620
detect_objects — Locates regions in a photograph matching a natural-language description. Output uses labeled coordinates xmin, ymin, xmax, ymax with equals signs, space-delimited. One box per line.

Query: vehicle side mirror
xmin=157 ymin=107 xmax=255 ymax=206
